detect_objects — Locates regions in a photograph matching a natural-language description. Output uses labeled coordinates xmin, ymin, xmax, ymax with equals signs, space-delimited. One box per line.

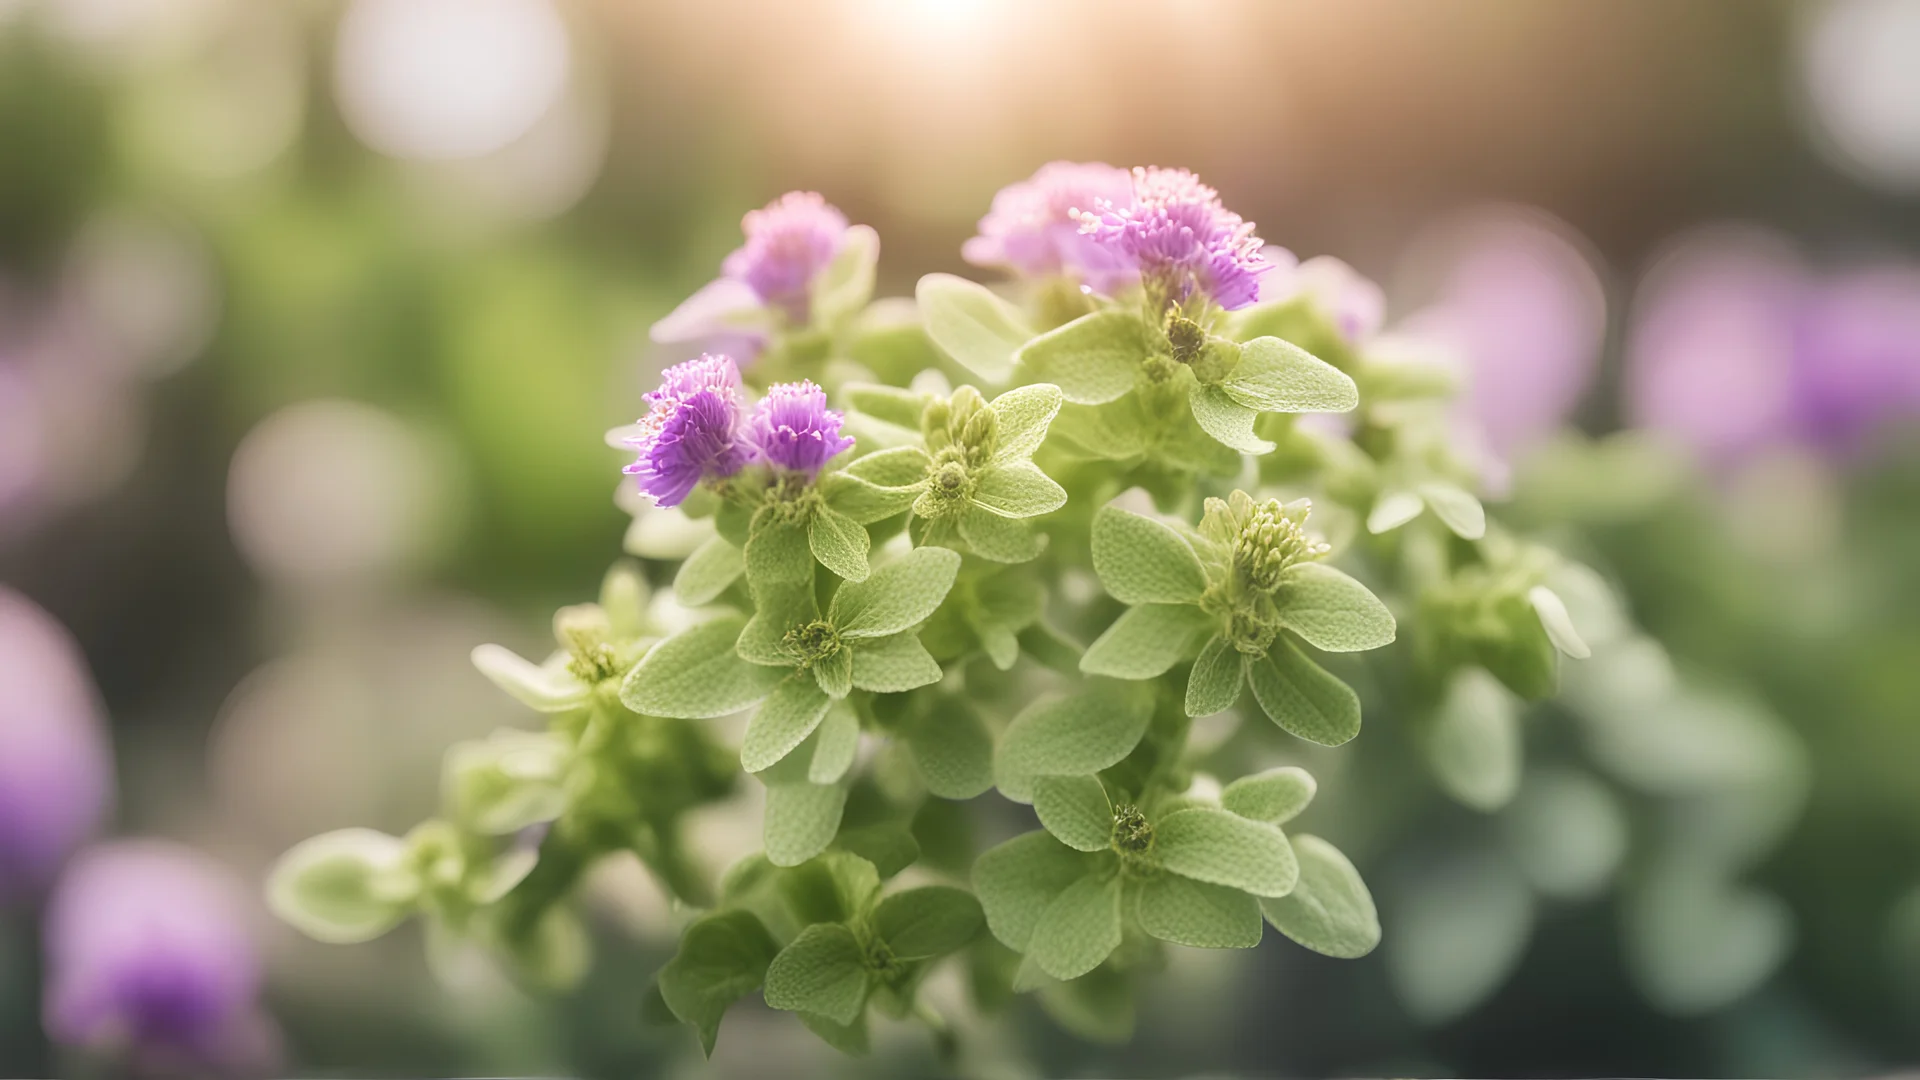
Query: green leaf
xmin=1427 ymin=667 xmax=1521 ymax=811
xmin=1221 ymin=766 xmax=1317 ymax=824
xmin=1528 ymin=586 xmax=1591 ymax=659
xmin=1136 ymin=874 xmax=1264 ymax=949
xmin=469 ymin=645 xmax=588 ymax=712
xmin=744 ymin=514 xmax=813 ymax=589
xmin=829 ymin=546 xmax=962 ymax=638
xmin=917 ymin=272 xmax=1032 ymax=382
xmin=1029 ymin=874 xmax=1124 ymax=980
xmin=995 ymin=680 xmax=1153 ymax=801
xmin=972 ymin=831 xmax=1097 ymax=951
xmin=1258 ymin=835 xmax=1379 ymax=958
xmin=1189 ymin=384 xmax=1274 ymax=454
xmin=444 ymin=730 xmax=568 ymax=834
xmin=809 ymin=701 xmax=861 ymax=785
xmin=1015 ymin=309 xmax=1147 ymax=405
xmin=808 ymin=507 xmax=871 ymax=583
xmin=812 ymin=223 xmax=878 ymax=325
xmin=742 ymin=676 xmax=836 ymax=773
xmin=849 ymin=631 xmax=943 ymax=693
xmin=764 ymin=779 xmax=850 ymax=867
xmin=987 ymin=383 xmax=1063 ymax=463
xmin=763 ymin=924 xmax=871 ymax=1026
xmin=872 ymin=886 xmax=984 ymax=959
xmin=657 ymin=909 xmax=780 ymax=1056
xmin=1155 ymin=807 xmax=1298 ymax=898
xmin=820 ymin=471 xmax=922 ymax=526
xmin=778 ymin=851 xmax=881 ymax=924
xmin=1049 ymin=399 xmax=1147 ymax=461
xmin=796 ymin=1010 xmax=871 ymax=1056
xmin=1033 ymin=775 xmax=1113 ymax=852
xmin=1478 ymin=591 xmax=1561 ymax=701
xmin=844 ymin=445 xmax=932 ymax=487
xmin=1246 ymin=639 xmax=1362 ymax=746
xmin=833 ymin=824 xmax=921 ymax=879
xmin=1019 ymin=621 xmax=1086 ymax=676
xmin=675 ymin=536 xmax=745 ymax=606
xmin=1080 ymin=603 xmax=1216 ymax=679
xmin=905 ymin=694 xmax=995 ymax=799
xmin=843 ymin=381 xmax=928 ymax=429
xmin=1274 ymin=562 xmax=1397 ymax=653
xmin=1090 ymin=505 xmax=1209 ymax=605
xmin=812 ymin=647 xmax=853 ymax=699
xmin=1219 ymin=336 xmax=1359 ymax=413
xmin=1417 ymin=481 xmax=1486 ymax=540
xmin=1184 ymin=634 xmax=1246 ymax=717
xmin=1366 ymin=489 xmax=1425 ymax=535
xmin=970 ymin=461 xmax=1068 ymax=518
xmin=267 ymin=829 xmax=414 ymax=944
xmin=622 ymin=617 xmax=788 ymax=719
xmin=737 ymin=584 xmax=818 ymax=667
xmin=957 ymin=504 xmax=1043 ymax=563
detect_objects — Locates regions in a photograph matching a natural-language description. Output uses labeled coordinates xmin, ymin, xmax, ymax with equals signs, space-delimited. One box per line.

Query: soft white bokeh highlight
xmin=1800 ymin=0 xmax=1920 ymax=191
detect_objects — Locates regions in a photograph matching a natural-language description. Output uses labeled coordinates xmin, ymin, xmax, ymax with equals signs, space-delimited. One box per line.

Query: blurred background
xmin=3 ymin=0 xmax=1920 ymax=1075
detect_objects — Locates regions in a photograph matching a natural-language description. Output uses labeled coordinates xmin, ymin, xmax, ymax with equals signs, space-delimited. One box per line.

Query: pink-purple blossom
xmin=0 ymin=587 xmax=113 ymax=902
xmin=963 ymin=161 xmax=1137 ymax=292
xmin=1075 ymin=167 xmax=1276 ymax=311
xmin=1257 ymin=253 xmax=1384 ymax=344
xmin=44 ymin=841 xmax=279 ymax=1076
xmin=722 ymin=192 xmax=850 ymax=323
xmin=744 ymin=380 xmax=854 ymax=475
xmin=621 ymin=354 xmax=749 ymax=507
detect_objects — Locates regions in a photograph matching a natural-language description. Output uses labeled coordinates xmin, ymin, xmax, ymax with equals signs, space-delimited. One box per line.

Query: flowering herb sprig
xmin=270 ymin=169 xmax=1621 ymax=1061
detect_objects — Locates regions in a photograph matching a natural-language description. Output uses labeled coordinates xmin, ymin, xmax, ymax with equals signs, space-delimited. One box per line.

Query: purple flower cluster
xmin=0 ymin=587 xmax=113 ymax=902
xmin=722 ymin=192 xmax=850 ymax=323
xmin=1074 ymin=166 xmax=1276 ymax=311
xmin=1625 ymin=229 xmax=1920 ymax=466
xmin=620 ymin=356 xmax=854 ymax=505
xmin=44 ymin=841 xmax=279 ymax=1076
xmin=743 ymin=380 xmax=855 ymax=474
xmin=963 ymin=161 xmax=1138 ymax=293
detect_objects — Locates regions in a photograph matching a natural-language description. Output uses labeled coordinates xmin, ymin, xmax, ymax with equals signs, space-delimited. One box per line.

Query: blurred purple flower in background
xmin=722 ymin=191 xmax=850 ymax=322
xmin=43 ymin=840 xmax=279 ymax=1077
xmin=0 ymin=588 xmax=113 ymax=901
xmin=619 ymin=354 xmax=748 ymax=507
xmin=1076 ymin=166 xmax=1275 ymax=311
xmin=1626 ymin=227 xmax=1920 ymax=466
xmin=963 ymin=160 xmax=1137 ymax=292
xmin=1260 ymin=253 xmax=1384 ymax=343
xmin=744 ymin=380 xmax=854 ymax=474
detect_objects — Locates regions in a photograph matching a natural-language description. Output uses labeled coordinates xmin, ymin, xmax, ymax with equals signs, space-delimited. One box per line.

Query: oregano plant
xmin=267 ymin=163 xmax=1600 ymax=1059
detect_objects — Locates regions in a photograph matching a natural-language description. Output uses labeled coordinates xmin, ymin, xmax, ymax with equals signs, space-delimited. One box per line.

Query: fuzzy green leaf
xmin=736 ymin=584 xmax=818 ymax=667
xmin=763 ymin=778 xmax=850 ymax=867
xmin=1016 ymin=309 xmax=1147 ymax=404
xmin=849 ymin=631 xmax=943 ymax=693
xmin=844 ymin=445 xmax=933 ymax=487
xmin=1080 ymin=603 xmax=1217 ymax=679
xmin=812 ymin=224 xmax=878 ymax=327
xmin=829 ymin=546 xmax=961 ymax=638
xmin=742 ymin=676 xmax=835 ymax=773
xmin=1154 ymin=807 xmax=1299 ymax=898
xmin=675 ymin=536 xmax=745 ymax=606
xmin=1029 ymin=875 xmax=1124 ymax=980
xmin=470 ymin=645 xmax=588 ymax=713
xmin=1428 ymin=667 xmax=1521 ymax=811
xmin=1528 ymin=586 xmax=1591 ymax=659
xmin=1246 ymin=639 xmax=1362 ymax=746
xmin=917 ymin=273 xmax=1032 ymax=382
xmin=1185 ymin=634 xmax=1246 ymax=717
xmin=812 ymin=647 xmax=853 ymax=699
xmin=970 ymin=461 xmax=1068 ymax=518
xmin=1367 ymin=489 xmax=1426 ymax=535
xmin=1033 ymin=775 xmax=1114 ymax=853
xmin=1275 ymin=562 xmax=1397 ymax=653
xmin=905 ymin=695 xmax=995 ymax=799
xmin=987 ymin=383 xmax=1064 ymax=463
xmin=1090 ymin=506 xmax=1209 ymax=605
xmin=872 ymin=886 xmax=984 ymax=960
xmin=622 ymin=617 xmax=788 ymax=719
xmin=657 ymin=909 xmax=780 ymax=1057
xmin=1136 ymin=874 xmax=1264 ymax=949
xmin=808 ymin=507 xmax=871 ymax=583
xmin=843 ymin=382 xmax=927 ymax=429
xmin=1221 ymin=766 xmax=1317 ymax=824
xmin=764 ymin=923 xmax=871 ymax=1025
xmin=744 ymin=514 xmax=813 ymax=589
xmin=268 ymin=829 xmax=414 ymax=944
xmin=973 ymin=831 xmax=1097 ymax=951
xmin=1220 ymin=336 xmax=1358 ymax=413
xmin=995 ymin=680 xmax=1153 ymax=801
xmin=809 ymin=701 xmax=861 ymax=785
xmin=820 ymin=471 xmax=923 ymax=525
xmin=1418 ymin=481 xmax=1486 ymax=540
xmin=1259 ymin=834 xmax=1380 ymax=958
xmin=1189 ymin=384 xmax=1274 ymax=454
xmin=957 ymin=504 xmax=1043 ymax=562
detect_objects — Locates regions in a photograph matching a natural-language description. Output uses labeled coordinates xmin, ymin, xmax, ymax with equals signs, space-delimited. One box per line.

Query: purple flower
xmin=0 ymin=588 xmax=113 ymax=901
xmin=44 ymin=841 xmax=279 ymax=1077
xmin=962 ymin=161 xmax=1138 ymax=292
xmin=620 ymin=354 xmax=749 ymax=507
xmin=744 ymin=380 xmax=855 ymax=474
xmin=721 ymin=192 xmax=850 ymax=323
xmin=1258 ymin=253 xmax=1384 ymax=344
xmin=1075 ymin=166 xmax=1276 ymax=311
xmin=1791 ymin=265 xmax=1920 ymax=456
